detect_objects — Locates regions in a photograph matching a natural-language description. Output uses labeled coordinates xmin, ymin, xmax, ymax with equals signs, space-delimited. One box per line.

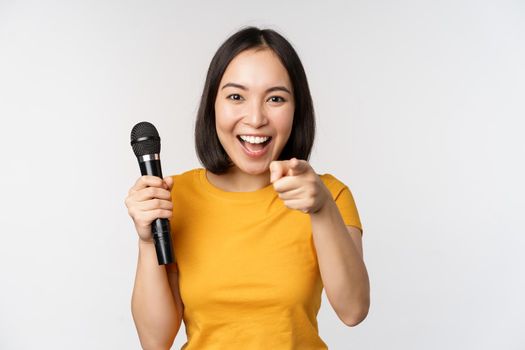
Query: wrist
xmin=138 ymin=237 xmax=155 ymax=246
xmin=310 ymin=186 xmax=333 ymax=215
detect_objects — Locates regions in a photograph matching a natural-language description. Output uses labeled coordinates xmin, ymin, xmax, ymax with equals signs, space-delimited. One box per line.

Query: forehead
xmin=220 ymin=48 xmax=292 ymax=89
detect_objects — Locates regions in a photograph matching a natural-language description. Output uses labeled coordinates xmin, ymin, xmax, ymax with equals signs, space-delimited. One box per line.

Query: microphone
xmin=130 ymin=121 xmax=174 ymax=265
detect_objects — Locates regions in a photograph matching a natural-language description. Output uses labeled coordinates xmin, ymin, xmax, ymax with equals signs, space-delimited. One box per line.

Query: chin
xmin=236 ymin=161 xmax=270 ymax=175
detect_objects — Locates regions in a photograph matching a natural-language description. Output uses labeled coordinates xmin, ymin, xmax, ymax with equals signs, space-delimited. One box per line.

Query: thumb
xmin=163 ymin=176 xmax=174 ymax=191
xmin=270 ymin=161 xmax=286 ymax=183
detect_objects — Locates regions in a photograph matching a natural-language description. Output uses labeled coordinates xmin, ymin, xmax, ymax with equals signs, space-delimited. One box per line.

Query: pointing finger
xmin=288 ymin=158 xmax=308 ymax=176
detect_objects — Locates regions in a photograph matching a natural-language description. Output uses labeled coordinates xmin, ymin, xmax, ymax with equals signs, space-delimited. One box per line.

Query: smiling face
xmin=214 ymin=47 xmax=295 ymax=175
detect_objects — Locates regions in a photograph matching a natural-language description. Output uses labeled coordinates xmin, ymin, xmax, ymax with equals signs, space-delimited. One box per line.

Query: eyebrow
xmin=220 ymin=82 xmax=292 ymax=95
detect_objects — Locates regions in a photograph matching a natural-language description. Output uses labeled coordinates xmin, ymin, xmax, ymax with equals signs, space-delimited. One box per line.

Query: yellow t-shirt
xmin=169 ymin=168 xmax=362 ymax=349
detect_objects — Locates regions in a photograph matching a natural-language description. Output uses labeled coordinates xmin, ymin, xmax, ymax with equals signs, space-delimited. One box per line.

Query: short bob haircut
xmin=195 ymin=26 xmax=315 ymax=174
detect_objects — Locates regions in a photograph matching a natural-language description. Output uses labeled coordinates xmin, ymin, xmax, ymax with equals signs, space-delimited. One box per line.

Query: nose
xmin=243 ymin=100 xmax=268 ymax=128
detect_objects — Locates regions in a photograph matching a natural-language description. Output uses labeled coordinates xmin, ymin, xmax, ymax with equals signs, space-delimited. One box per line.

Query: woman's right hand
xmin=124 ymin=175 xmax=174 ymax=243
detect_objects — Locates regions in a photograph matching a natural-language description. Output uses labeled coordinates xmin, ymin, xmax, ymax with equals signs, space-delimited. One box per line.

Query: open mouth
xmin=236 ymin=135 xmax=272 ymax=154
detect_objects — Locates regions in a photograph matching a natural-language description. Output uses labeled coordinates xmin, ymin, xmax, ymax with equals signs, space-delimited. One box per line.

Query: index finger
xmin=132 ymin=175 xmax=168 ymax=191
xmin=288 ymin=158 xmax=309 ymax=176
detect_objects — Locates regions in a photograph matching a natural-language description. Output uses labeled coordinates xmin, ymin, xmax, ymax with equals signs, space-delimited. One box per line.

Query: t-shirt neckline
xmin=198 ymin=168 xmax=276 ymax=201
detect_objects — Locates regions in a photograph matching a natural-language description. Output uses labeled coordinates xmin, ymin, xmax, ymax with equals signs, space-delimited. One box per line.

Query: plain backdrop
xmin=0 ymin=0 xmax=524 ymax=349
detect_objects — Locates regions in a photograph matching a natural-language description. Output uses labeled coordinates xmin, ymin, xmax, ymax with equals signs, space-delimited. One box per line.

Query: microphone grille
xmin=130 ymin=121 xmax=161 ymax=156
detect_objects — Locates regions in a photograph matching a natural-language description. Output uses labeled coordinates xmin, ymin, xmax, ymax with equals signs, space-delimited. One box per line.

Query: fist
xmin=124 ymin=175 xmax=174 ymax=243
xmin=269 ymin=158 xmax=330 ymax=214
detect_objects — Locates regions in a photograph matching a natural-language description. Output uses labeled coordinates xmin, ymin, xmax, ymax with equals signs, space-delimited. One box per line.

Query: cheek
xmin=272 ymin=106 xmax=294 ymax=137
xmin=215 ymin=102 xmax=238 ymax=135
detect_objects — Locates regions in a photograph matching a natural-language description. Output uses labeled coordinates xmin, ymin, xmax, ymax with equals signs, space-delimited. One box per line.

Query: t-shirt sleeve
xmin=321 ymin=174 xmax=363 ymax=236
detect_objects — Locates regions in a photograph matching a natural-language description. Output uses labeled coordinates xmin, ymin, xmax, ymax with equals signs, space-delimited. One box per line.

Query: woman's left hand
xmin=270 ymin=157 xmax=331 ymax=214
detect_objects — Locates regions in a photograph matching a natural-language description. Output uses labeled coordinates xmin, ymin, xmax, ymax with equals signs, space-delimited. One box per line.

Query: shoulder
xmin=170 ymin=168 xmax=202 ymax=181
xmin=318 ymin=173 xmax=360 ymax=203
xmin=169 ymin=168 xmax=204 ymax=189
xmin=318 ymin=173 xmax=348 ymax=196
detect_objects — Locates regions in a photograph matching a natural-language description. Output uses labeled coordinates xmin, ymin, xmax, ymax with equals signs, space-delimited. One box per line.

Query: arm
xmin=131 ymin=239 xmax=183 ymax=350
xmin=310 ymin=197 xmax=370 ymax=327
xmin=269 ymin=158 xmax=370 ymax=326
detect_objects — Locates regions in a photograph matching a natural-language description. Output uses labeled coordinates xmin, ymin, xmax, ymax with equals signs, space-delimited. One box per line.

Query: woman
xmin=125 ymin=26 xmax=370 ymax=350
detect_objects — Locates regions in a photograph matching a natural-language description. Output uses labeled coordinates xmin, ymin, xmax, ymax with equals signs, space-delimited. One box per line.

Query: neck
xmin=207 ymin=166 xmax=271 ymax=192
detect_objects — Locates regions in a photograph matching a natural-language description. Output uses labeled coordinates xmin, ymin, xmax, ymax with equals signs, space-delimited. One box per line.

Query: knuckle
xmin=148 ymin=187 xmax=158 ymax=197
xmin=143 ymin=176 xmax=158 ymax=186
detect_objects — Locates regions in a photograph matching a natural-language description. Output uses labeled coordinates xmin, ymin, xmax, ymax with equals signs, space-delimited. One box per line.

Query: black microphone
xmin=130 ymin=121 xmax=174 ymax=265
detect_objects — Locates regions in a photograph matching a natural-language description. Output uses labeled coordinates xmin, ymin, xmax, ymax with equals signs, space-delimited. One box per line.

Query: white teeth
xmin=239 ymin=135 xmax=270 ymax=144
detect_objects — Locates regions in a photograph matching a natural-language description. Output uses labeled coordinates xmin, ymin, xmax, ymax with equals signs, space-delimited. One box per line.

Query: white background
xmin=0 ymin=0 xmax=524 ymax=349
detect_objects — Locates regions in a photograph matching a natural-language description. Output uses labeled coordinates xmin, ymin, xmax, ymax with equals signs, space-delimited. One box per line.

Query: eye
xmin=268 ymin=96 xmax=286 ymax=103
xmin=227 ymin=94 xmax=243 ymax=101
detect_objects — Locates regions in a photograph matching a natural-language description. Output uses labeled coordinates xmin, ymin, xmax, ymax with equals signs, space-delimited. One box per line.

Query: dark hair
xmin=195 ymin=26 xmax=315 ymax=174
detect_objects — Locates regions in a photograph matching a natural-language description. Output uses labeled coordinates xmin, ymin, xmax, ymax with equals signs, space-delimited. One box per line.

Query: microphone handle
xmin=138 ymin=157 xmax=175 ymax=265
